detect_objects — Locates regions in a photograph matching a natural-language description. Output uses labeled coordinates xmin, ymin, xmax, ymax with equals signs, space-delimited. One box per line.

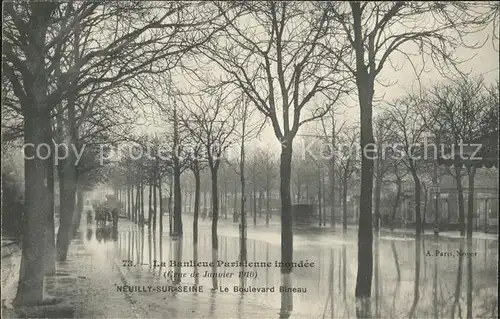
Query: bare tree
xmin=202 ymin=3 xmax=349 ymax=286
xmin=387 ymin=160 xmax=409 ymax=230
xmin=319 ymin=109 xmax=346 ymax=229
xmin=373 ymin=114 xmax=394 ymax=230
xmin=426 ymin=76 xmax=499 ymax=237
xmin=336 ymin=125 xmax=360 ymax=231
xmin=180 ymin=88 xmax=239 ymax=286
xmin=185 ymin=138 xmax=207 ymax=244
xmin=257 ymin=147 xmax=279 ymax=226
xmin=387 ymin=95 xmax=432 ymax=238
xmin=321 ymin=2 xmax=496 ymax=305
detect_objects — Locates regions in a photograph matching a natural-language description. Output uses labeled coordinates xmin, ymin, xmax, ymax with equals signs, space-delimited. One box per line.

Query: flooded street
xmin=82 ymin=217 xmax=498 ymax=319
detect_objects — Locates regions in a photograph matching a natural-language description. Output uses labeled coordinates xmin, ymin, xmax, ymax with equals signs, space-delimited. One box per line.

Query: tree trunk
xmin=169 ymin=179 xmax=173 ymax=236
xmin=258 ymin=190 xmax=263 ymax=220
xmin=330 ymin=117 xmax=336 ymax=229
xmin=148 ymin=182 xmax=152 ymax=229
xmin=210 ymin=166 xmax=219 ymax=252
xmin=466 ymin=166 xmax=476 ymax=238
xmin=408 ymin=241 xmax=421 ymax=319
xmin=159 ymin=176 xmax=163 ymax=235
xmin=173 ymin=163 xmax=183 ymax=235
xmin=374 ymin=177 xmax=382 ymax=230
xmin=74 ymin=187 xmax=84 ymax=236
xmin=253 ymin=183 xmax=257 ymax=225
xmin=141 ymin=183 xmax=145 ymax=225
xmin=44 ymin=124 xmax=56 ymax=276
xmin=240 ymin=129 xmax=247 ymax=261
xmin=279 ymin=144 xmax=293 ymax=274
xmin=454 ymin=166 xmax=466 ymax=236
xmin=193 ymin=168 xmax=200 ymax=244
xmin=153 ymin=177 xmax=157 ymax=231
xmin=131 ymin=185 xmax=135 ymax=222
xmin=342 ymin=180 xmax=348 ymax=231
xmin=56 ymin=120 xmax=78 ymax=261
xmin=318 ymin=169 xmax=322 ymax=227
xmin=57 ymin=11 xmax=80 ymax=262
xmin=266 ymin=187 xmax=271 ymax=226
xmin=189 ymin=191 xmax=193 ymax=215
xmin=354 ymin=72 xmax=375 ymax=303
xmin=15 ymin=112 xmax=49 ymax=306
xmin=422 ymin=185 xmax=428 ymax=232
xmin=224 ymin=183 xmax=228 ymax=220
xmin=412 ymin=171 xmax=422 ymax=238
xmin=135 ymin=185 xmax=140 ymax=224
xmin=233 ymin=180 xmax=238 ymax=223
xmin=57 ymin=161 xmax=77 ymax=261
xmin=391 ymin=179 xmax=403 ymax=230
xmin=203 ymin=191 xmax=207 ymax=218
xmin=128 ymin=186 xmax=131 ymax=220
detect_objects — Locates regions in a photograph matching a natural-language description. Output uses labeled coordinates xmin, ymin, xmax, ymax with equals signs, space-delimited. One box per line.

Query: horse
xmin=96 ymin=206 xmax=108 ymax=227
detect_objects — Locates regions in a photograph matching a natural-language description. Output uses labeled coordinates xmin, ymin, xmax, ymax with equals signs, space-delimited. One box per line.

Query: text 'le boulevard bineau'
xmin=115 ymin=285 xmax=307 ymax=294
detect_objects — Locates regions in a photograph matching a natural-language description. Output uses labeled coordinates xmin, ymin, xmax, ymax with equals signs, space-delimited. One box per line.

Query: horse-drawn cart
xmin=92 ymin=195 xmax=119 ymax=228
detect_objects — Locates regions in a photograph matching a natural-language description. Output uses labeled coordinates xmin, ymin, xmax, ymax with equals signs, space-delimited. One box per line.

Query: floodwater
xmin=82 ymin=216 xmax=498 ymax=319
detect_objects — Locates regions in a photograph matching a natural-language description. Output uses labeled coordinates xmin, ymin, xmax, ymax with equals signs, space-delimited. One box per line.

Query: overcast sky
xmin=133 ymin=13 xmax=499 ymax=159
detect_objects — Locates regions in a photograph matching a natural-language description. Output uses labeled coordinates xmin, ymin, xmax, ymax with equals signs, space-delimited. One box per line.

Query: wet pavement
xmin=79 ymin=216 xmax=498 ymax=319
xmin=1 ymin=215 xmax=497 ymax=318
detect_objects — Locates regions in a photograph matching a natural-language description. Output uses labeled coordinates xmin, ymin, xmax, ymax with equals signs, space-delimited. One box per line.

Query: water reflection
xmin=193 ymin=244 xmax=199 ymax=286
xmin=433 ymin=244 xmax=438 ymax=319
xmin=173 ymin=238 xmax=182 ymax=285
xmin=86 ymin=220 xmax=498 ymax=319
xmin=279 ymin=273 xmax=293 ymax=319
xmin=211 ymin=247 xmax=218 ymax=291
xmin=467 ymin=238 xmax=472 ymax=319
xmin=237 ymin=265 xmax=245 ymax=319
xmin=374 ymin=235 xmax=379 ymax=319
xmin=94 ymin=226 xmax=115 ymax=243
xmin=329 ymin=249 xmax=334 ymax=319
xmin=408 ymin=239 xmax=421 ymax=319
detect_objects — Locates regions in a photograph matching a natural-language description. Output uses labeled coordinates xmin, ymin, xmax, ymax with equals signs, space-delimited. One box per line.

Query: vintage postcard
xmin=2 ymin=2 xmax=498 ymax=318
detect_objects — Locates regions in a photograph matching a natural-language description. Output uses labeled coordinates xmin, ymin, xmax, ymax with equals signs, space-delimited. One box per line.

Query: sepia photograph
xmin=1 ymin=1 xmax=499 ymax=318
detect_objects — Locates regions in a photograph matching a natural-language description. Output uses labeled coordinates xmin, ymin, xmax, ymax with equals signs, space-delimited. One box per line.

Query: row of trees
xmin=2 ymin=1 xmax=238 ymax=307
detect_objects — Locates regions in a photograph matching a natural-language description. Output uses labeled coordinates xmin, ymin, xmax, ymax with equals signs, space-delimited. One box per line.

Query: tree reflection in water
xmin=107 ymin=223 xmax=497 ymax=319
xmin=193 ymin=243 xmax=199 ymax=286
xmin=408 ymin=239 xmax=421 ymax=319
xmin=391 ymin=241 xmax=401 ymax=314
xmin=321 ymin=249 xmax=334 ymax=319
xmin=140 ymin=229 xmax=144 ymax=266
xmin=237 ymin=264 xmax=246 ymax=319
xmin=433 ymin=241 xmax=438 ymax=319
xmin=279 ymin=272 xmax=292 ymax=319
xmin=452 ymin=240 xmax=464 ymax=318
xmin=467 ymin=238 xmax=472 ymax=319
xmin=173 ymin=237 xmax=182 ymax=285
xmin=374 ymin=234 xmax=380 ymax=318
xmin=211 ymin=241 xmax=218 ymax=291
xmin=342 ymin=244 xmax=347 ymax=301
xmin=147 ymin=230 xmax=151 ymax=269
xmin=158 ymin=232 xmax=163 ymax=279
